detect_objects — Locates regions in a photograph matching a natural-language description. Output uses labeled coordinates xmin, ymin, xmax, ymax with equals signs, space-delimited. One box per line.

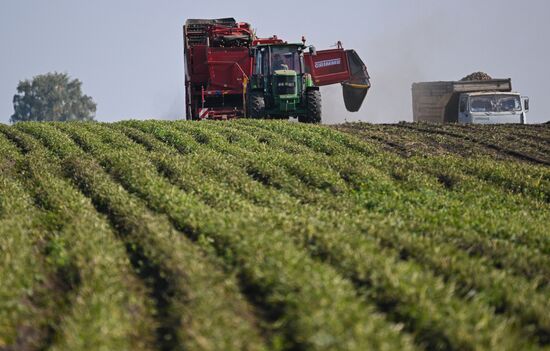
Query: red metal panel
xmin=207 ymin=47 xmax=252 ymax=91
xmin=188 ymin=45 xmax=209 ymax=83
xmin=304 ymin=48 xmax=351 ymax=86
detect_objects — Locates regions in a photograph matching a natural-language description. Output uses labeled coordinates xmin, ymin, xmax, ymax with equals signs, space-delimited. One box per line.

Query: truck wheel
xmin=299 ymin=89 xmax=322 ymax=123
xmin=248 ymin=91 xmax=265 ymax=119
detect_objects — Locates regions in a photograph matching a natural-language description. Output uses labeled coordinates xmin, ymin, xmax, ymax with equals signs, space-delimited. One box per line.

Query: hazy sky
xmin=1 ymin=0 xmax=549 ymax=124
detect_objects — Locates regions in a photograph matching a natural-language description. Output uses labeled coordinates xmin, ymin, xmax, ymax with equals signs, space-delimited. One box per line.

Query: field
xmin=0 ymin=120 xmax=549 ymax=351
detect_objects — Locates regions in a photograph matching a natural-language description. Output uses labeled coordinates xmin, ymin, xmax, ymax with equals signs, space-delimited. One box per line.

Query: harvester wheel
xmin=300 ymin=89 xmax=322 ymax=123
xmin=248 ymin=91 xmax=265 ymax=119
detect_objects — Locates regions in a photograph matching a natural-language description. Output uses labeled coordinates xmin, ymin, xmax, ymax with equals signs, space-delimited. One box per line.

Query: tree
xmin=11 ymin=72 xmax=96 ymax=123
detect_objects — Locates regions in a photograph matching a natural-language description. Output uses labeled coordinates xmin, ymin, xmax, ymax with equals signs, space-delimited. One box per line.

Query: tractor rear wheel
xmin=299 ymin=89 xmax=322 ymax=123
xmin=248 ymin=91 xmax=265 ymax=119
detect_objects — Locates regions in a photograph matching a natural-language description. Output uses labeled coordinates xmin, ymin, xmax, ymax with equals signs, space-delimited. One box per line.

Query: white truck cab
xmin=458 ymin=92 xmax=529 ymax=124
xmin=412 ymin=79 xmax=529 ymax=124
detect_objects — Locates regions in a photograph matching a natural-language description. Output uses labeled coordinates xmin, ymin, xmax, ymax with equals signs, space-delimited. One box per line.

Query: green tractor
xmin=247 ymin=44 xmax=322 ymax=123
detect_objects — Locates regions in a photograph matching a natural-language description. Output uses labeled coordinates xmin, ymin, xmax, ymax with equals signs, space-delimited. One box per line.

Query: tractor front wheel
xmin=299 ymin=89 xmax=322 ymax=123
xmin=248 ymin=91 xmax=265 ymax=119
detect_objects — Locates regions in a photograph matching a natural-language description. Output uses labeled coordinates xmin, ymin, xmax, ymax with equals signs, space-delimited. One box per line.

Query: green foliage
xmin=0 ymin=125 xmax=155 ymax=351
xmin=11 ymin=72 xmax=96 ymax=123
xmin=0 ymin=120 xmax=549 ymax=350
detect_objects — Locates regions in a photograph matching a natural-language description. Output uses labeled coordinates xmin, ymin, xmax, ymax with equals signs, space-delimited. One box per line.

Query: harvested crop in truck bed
xmin=461 ymin=71 xmax=493 ymax=81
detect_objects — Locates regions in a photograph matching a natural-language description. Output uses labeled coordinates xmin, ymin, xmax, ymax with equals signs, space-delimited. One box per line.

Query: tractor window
xmin=254 ymin=49 xmax=264 ymax=75
xmin=261 ymin=49 xmax=269 ymax=75
xmin=271 ymin=47 xmax=301 ymax=72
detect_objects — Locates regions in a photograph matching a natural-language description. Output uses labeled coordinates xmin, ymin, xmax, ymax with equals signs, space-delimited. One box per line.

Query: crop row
xmin=282 ymin=124 xmax=550 ymax=282
xmin=159 ymin=120 xmax=550 ymax=344
xmin=2 ymin=120 xmax=548 ymax=350
xmin=99 ymin=121 xmax=543 ymax=349
xmin=418 ymin=123 xmax=550 ymax=160
xmin=288 ymin=123 xmax=550 ymax=250
xmin=25 ymin=122 xmax=415 ymax=351
xmin=204 ymin=122 xmax=550 ymax=273
xmin=1 ymin=126 xmax=157 ymax=351
xmin=0 ymin=132 xmax=58 ymax=350
xmin=15 ymin=122 xmax=268 ymax=351
xmin=334 ymin=123 xmax=550 ymax=216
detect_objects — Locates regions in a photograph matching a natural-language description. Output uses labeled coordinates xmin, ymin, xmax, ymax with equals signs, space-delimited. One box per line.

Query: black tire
xmin=248 ymin=91 xmax=265 ymax=119
xmin=299 ymin=89 xmax=322 ymax=123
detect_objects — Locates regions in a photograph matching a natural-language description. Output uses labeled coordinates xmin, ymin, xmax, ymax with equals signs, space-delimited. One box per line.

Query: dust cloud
xmin=320 ymin=0 xmax=550 ymax=124
xmin=321 ymin=11 xmax=446 ymax=125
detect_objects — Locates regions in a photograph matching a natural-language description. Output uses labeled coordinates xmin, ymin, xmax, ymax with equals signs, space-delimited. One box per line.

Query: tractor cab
xmin=248 ymin=43 xmax=321 ymax=123
xmin=263 ymin=45 xmax=304 ymax=74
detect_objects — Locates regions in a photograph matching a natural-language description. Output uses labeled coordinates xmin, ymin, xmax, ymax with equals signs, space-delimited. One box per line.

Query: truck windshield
xmin=470 ymin=95 xmax=522 ymax=113
xmin=271 ymin=47 xmax=300 ymax=72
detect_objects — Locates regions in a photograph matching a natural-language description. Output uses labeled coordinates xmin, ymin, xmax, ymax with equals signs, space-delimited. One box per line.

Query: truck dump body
xmin=412 ymin=79 xmax=512 ymax=123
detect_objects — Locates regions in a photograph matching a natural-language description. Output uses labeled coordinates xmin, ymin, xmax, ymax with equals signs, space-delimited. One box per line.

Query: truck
xmin=184 ymin=18 xmax=371 ymax=122
xmin=412 ymin=79 xmax=530 ymax=124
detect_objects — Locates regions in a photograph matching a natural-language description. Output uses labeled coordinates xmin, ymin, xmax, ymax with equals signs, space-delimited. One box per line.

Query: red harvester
xmin=184 ymin=18 xmax=370 ymax=123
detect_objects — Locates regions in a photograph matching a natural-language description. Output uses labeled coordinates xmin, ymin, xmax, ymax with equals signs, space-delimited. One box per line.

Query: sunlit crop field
xmin=1 ymin=120 xmax=549 ymax=351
